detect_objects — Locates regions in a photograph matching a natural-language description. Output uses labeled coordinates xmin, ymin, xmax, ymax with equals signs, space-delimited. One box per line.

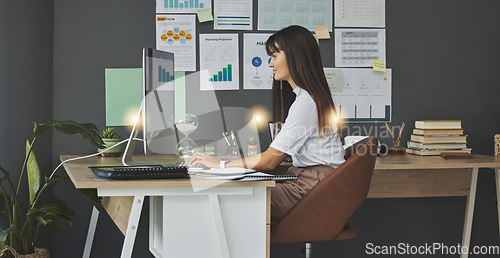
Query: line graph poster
xmin=156 ymin=0 xmax=211 ymax=13
xmin=199 ymin=34 xmax=239 ymax=91
xmin=324 ymin=68 xmax=391 ymax=123
xmin=156 ymin=15 xmax=196 ymax=71
xmin=243 ymin=34 xmax=273 ymax=90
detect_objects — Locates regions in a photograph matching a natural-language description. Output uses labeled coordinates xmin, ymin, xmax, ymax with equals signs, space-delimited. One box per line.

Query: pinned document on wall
xmin=197 ymin=8 xmax=213 ymax=23
xmin=335 ymin=29 xmax=386 ymax=67
xmin=199 ymin=34 xmax=239 ymax=91
xmin=258 ymin=0 xmax=332 ymax=31
xmin=243 ymin=33 xmax=273 ymax=90
xmin=156 ymin=0 xmax=212 ymax=13
xmin=105 ymin=68 xmax=142 ymax=126
xmin=156 ymin=15 xmax=196 ymax=71
xmin=324 ymin=68 xmax=391 ymax=123
xmin=214 ymin=0 xmax=253 ymax=30
xmin=334 ymin=0 xmax=385 ymax=28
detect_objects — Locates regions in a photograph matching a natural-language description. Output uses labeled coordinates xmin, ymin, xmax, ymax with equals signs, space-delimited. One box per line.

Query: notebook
xmin=89 ymin=165 xmax=189 ymax=180
xmin=208 ymin=172 xmax=298 ymax=181
xmin=192 ymin=167 xmax=255 ymax=176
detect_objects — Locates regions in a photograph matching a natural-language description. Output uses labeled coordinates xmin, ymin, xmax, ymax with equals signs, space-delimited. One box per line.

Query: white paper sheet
xmin=243 ymin=33 xmax=273 ymax=90
xmin=257 ymin=0 xmax=332 ymax=31
xmin=324 ymin=68 xmax=391 ymax=123
xmin=156 ymin=15 xmax=196 ymax=71
xmin=156 ymin=0 xmax=211 ymax=13
xmin=334 ymin=0 xmax=385 ymax=28
xmin=214 ymin=0 xmax=253 ymax=30
xmin=199 ymin=34 xmax=239 ymax=91
xmin=334 ymin=29 xmax=386 ymax=67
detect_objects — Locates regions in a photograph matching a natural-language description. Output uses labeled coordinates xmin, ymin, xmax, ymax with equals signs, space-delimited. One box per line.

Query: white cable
xmin=50 ymin=138 xmax=144 ymax=178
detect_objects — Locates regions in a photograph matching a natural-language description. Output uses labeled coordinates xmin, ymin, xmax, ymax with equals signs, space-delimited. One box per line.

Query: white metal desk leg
xmin=496 ymin=169 xmax=500 ymax=237
xmin=209 ymin=195 xmax=230 ymax=258
xmin=461 ymin=168 xmax=478 ymax=258
xmin=83 ymin=206 xmax=100 ymax=258
xmin=121 ymin=195 xmax=145 ymax=258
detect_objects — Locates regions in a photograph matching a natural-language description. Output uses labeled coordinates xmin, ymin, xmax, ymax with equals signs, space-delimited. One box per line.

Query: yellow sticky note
xmin=314 ymin=26 xmax=330 ymax=39
xmin=372 ymin=59 xmax=386 ymax=72
xmin=197 ymin=8 xmax=213 ymax=23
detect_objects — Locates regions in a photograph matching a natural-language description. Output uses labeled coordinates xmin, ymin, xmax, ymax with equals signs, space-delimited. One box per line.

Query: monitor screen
xmin=142 ymin=48 xmax=177 ymax=155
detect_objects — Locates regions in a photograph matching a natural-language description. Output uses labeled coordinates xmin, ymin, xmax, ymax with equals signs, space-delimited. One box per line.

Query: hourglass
xmin=174 ymin=114 xmax=199 ymax=158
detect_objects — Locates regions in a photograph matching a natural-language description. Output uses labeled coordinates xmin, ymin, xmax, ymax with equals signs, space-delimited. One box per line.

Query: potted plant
xmin=98 ymin=127 xmax=121 ymax=157
xmin=0 ymin=120 xmax=105 ymax=257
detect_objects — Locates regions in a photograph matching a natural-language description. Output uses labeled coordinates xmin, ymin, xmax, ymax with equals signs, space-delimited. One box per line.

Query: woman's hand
xmin=189 ymin=152 xmax=222 ymax=168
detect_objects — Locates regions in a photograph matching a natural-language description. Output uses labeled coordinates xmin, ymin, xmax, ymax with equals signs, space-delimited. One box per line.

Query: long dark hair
xmin=266 ymin=25 xmax=339 ymax=136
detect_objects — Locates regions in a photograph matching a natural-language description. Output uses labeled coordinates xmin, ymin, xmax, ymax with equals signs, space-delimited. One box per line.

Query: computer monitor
xmin=122 ymin=48 xmax=177 ymax=165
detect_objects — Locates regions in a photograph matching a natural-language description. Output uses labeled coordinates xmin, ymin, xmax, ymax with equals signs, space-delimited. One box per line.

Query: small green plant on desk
xmin=0 ymin=120 xmax=105 ymax=257
xmin=98 ymin=127 xmax=122 ymax=157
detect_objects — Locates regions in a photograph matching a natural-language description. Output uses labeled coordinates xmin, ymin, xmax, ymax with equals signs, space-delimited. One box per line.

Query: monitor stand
xmin=122 ymin=105 xmax=144 ymax=166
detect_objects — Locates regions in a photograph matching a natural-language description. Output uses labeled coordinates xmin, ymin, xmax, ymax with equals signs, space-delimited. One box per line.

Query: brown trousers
xmin=271 ymin=165 xmax=334 ymax=221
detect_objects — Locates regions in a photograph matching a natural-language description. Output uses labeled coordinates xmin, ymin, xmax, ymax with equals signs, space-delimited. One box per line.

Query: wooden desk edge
xmin=60 ymin=155 xmax=275 ymax=189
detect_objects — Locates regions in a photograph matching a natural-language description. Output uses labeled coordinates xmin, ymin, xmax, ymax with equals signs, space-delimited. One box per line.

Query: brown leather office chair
xmin=271 ymin=137 xmax=378 ymax=257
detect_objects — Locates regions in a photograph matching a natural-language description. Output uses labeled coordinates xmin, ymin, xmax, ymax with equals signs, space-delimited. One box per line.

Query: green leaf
xmin=33 ymin=120 xmax=105 ymax=148
xmin=0 ymin=225 xmax=14 ymax=249
xmin=30 ymin=211 xmax=65 ymax=232
xmin=28 ymin=196 xmax=76 ymax=233
xmin=45 ymin=220 xmax=64 ymax=232
xmin=37 ymin=196 xmax=76 ymax=222
xmin=78 ymin=189 xmax=105 ymax=213
xmin=0 ymin=192 xmax=13 ymax=215
xmin=26 ymin=140 xmax=41 ymax=205
xmin=45 ymin=175 xmax=68 ymax=185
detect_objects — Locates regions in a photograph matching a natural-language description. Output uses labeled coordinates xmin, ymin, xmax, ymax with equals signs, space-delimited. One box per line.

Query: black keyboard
xmin=89 ymin=165 xmax=189 ymax=180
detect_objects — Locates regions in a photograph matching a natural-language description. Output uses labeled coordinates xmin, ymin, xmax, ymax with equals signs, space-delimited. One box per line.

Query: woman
xmin=189 ymin=25 xmax=345 ymax=220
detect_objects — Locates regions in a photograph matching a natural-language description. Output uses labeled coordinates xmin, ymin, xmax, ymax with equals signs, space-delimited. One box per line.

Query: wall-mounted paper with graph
xmin=214 ymin=0 xmax=253 ymax=30
xmin=324 ymin=68 xmax=391 ymax=123
xmin=199 ymin=34 xmax=239 ymax=91
xmin=156 ymin=15 xmax=196 ymax=71
xmin=334 ymin=0 xmax=385 ymax=28
xmin=243 ymin=33 xmax=273 ymax=90
xmin=156 ymin=0 xmax=211 ymax=13
xmin=334 ymin=29 xmax=385 ymax=67
xmin=258 ymin=0 xmax=332 ymax=31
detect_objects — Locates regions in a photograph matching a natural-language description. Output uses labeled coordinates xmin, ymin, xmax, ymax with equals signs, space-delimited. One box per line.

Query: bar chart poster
xmin=243 ymin=33 xmax=273 ymax=90
xmin=199 ymin=34 xmax=239 ymax=91
xmin=324 ymin=68 xmax=391 ymax=123
xmin=156 ymin=0 xmax=211 ymax=13
xmin=156 ymin=15 xmax=196 ymax=71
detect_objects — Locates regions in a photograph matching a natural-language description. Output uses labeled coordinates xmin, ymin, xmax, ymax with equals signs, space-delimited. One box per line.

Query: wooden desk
xmin=62 ymin=154 xmax=500 ymax=258
xmin=61 ymin=155 xmax=275 ymax=258
xmin=369 ymin=154 xmax=500 ymax=258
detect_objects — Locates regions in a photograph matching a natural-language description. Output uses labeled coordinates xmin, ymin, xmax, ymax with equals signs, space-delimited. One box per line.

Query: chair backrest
xmin=271 ymin=137 xmax=378 ymax=243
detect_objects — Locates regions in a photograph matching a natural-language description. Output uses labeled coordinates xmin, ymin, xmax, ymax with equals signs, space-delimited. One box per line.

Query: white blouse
xmin=269 ymin=87 xmax=345 ymax=168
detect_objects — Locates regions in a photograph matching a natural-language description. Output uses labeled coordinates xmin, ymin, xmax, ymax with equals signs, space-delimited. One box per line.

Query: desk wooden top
xmin=61 ymin=153 xmax=500 ymax=189
xmin=60 ymin=155 xmax=275 ymax=189
xmin=375 ymin=154 xmax=500 ymax=170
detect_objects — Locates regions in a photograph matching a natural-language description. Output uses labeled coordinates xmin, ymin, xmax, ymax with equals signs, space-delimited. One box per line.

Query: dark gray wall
xmin=0 ymin=0 xmax=494 ymax=257
xmin=0 ymin=0 xmax=54 ymax=250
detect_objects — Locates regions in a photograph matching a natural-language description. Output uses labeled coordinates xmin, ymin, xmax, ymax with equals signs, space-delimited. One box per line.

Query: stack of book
xmin=406 ymin=120 xmax=471 ymax=156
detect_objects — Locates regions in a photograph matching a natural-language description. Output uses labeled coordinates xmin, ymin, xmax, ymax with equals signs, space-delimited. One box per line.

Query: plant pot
xmin=98 ymin=138 xmax=122 ymax=157
xmin=0 ymin=246 xmax=50 ymax=258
